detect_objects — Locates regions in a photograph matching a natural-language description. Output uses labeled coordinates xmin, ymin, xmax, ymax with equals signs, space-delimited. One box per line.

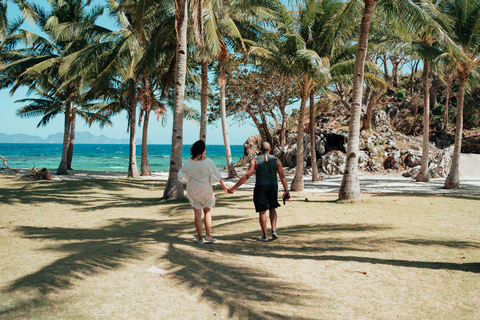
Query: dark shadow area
xmin=0 ymin=179 xmax=251 ymax=213
xmin=162 ymin=244 xmax=315 ymax=320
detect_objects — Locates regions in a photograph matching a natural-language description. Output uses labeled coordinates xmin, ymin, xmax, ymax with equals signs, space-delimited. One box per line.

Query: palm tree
xmin=0 ymin=0 xmax=104 ymax=175
xmin=59 ymin=0 xmax=178 ymax=178
xmin=15 ymin=87 xmax=112 ymax=169
xmin=439 ymin=0 xmax=480 ymax=189
xmin=251 ymin=3 xmax=330 ymax=191
xmin=338 ymin=0 xmax=447 ymax=200
xmin=163 ymin=0 xmax=188 ymax=199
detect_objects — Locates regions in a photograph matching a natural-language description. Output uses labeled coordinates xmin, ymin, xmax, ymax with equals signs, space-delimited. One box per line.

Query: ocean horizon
xmin=0 ymin=143 xmax=245 ymax=172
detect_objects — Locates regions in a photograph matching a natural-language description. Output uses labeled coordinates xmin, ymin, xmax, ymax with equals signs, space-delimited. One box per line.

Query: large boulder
xmin=428 ymin=146 xmax=454 ymax=178
xmin=321 ymin=150 xmax=346 ymax=175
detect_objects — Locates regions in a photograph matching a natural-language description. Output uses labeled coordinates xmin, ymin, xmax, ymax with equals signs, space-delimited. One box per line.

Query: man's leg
xmin=259 ymin=211 xmax=268 ymax=238
xmin=269 ymin=208 xmax=277 ymax=233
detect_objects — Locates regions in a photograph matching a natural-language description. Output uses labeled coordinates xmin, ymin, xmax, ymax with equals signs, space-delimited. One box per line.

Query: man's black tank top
xmin=255 ymin=154 xmax=278 ymax=187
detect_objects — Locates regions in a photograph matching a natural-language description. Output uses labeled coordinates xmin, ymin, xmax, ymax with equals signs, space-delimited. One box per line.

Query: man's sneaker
xmin=272 ymin=231 xmax=279 ymax=240
xmin=195 ymin=239 xmax=204 ymax=245
xmin=258 ymin=237 xmax=268 ymax=242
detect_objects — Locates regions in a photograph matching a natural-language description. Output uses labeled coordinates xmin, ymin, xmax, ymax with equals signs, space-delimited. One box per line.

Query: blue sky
xmin=0 ymin=0 xmax=257 ymax=145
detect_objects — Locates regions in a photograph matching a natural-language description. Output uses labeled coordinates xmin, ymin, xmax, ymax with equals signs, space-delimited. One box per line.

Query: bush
xmin=395 ymin=88 xmax=408 ymax=102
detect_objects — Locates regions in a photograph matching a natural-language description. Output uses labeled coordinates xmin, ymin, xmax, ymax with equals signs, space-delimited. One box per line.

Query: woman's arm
xmin=219 ymin=178 xmax=228 ymax=193
xmin=228 ymin=158 xmax=256 ymax=193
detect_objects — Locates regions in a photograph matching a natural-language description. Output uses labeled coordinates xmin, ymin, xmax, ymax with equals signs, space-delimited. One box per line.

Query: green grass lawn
xmin=0 ymin=174 xmax=479 ymax=319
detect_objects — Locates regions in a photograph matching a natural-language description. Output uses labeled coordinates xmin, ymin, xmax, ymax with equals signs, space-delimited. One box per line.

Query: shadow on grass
xmin=2 ymin=216 xmax=479 ymax=318
xmin=162 ymin=244 xmax=314 ymax=319
xmin=0 ymin=179 xmax=250 ymax=213
xmin=1 ymin=216 xmax=318 ymax=319
xmin=2 ymin=178 xmax=480 ymax=318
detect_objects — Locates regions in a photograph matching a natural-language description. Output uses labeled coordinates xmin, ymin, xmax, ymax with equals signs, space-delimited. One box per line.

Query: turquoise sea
xmin=0 ymin=143 xmax=244 ymax=172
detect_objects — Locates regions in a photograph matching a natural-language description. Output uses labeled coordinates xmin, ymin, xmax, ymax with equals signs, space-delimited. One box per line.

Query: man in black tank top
xmin=228 ymin=142 xmax=289 ymax=242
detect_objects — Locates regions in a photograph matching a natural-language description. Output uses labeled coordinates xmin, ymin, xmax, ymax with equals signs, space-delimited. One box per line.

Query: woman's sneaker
xmin=205 ymin=235 xmax=217 ymax=242
xmin=195 ymin=239 xmax=204 ymax=245
xmin=258 ymin=237 xmax=268 ymax=242
xmin=272 ymin=231 xmax=279 ymax=240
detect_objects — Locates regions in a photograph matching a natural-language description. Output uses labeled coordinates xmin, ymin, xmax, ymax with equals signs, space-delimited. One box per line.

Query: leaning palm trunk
xmin=219 ymin=79 xmax=237 ymax=178
xmin=141 ymin=108 xmax=151 ymax=176
xmin=219 ymin=54 xmax=237 ymax=178
xmin=444 ymin=77 xmax=466 ymax=189
xmin=200 ymin=60 xmax=208 ymax=142
xmin=291 ymin=94 xmax=307 ymax=191
xmin=163 ymin=0 xmax=188 ymax=199
xmin=67 ymin=105 xmax=76 ymax=170
xmin=338 ymin=0 xmax=376 ymax=201
xmin=362 ymin=90 xmax=377 ymax=131
xmin=416 ymin=61 xmax=430 ymax=182
xmin=309 ymin=92 xmax=320 ymax=181
xmin=128 ymin=95 xmax=140 ymax=178
xmin=57 ymin=99 xmax=72 ymax=175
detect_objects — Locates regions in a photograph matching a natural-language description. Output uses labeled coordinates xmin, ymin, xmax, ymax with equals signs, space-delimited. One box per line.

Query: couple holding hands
xmin=178 ymin=140 xmax=290 ymax=245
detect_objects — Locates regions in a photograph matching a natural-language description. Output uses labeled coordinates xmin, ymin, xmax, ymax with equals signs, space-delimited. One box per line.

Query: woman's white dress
xmin=178 ymin=158 xmax=222 ymax=209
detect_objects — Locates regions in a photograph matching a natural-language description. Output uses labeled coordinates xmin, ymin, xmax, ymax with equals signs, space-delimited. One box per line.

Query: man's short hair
xmin=260 ymin=142 xmax=271 ymax=153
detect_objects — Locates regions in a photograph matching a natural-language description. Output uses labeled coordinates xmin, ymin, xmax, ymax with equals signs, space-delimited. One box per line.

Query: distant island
xmin=0 ymin=132 xmax=144 ymax=144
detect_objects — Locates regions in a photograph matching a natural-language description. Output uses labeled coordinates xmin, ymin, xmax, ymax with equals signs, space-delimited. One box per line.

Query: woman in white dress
xmin=178 ymin=140 xmax=228 ymax=244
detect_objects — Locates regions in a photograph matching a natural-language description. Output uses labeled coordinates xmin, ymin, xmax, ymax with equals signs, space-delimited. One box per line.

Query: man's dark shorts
xmin=253 ymin=185 xmax=280 ymax=212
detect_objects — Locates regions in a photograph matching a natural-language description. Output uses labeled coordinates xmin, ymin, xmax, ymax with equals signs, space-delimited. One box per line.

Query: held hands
xmin=226 ymin=187 xmax=235 ymax=194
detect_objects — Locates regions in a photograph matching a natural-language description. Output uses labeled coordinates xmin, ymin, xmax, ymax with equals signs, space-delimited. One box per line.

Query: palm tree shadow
xmin=161 ymin=244 xmax=315 ymax=320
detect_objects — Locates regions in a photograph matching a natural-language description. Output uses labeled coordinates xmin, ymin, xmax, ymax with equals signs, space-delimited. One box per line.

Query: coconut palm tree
xmin=338 ymin=0 xmax=449 ymax=200
xmin=250 ymin=3 xmax=331 ymax=191
xmin=439 ymin=0 xmax=480 ymax=189
xmin=59 ymin=0 xmax=178 ymax=178
xmin=163 ymin=0 xmax=188 ymax=198
xmin=0 ymin=0 xmax=105 ymax=175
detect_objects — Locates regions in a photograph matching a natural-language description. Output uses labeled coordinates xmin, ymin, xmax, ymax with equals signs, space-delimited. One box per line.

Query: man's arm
xmin=277 ymin=158 xmax=289 ymax=198
xmin=228 ymin=158 xmax=256 ymax=193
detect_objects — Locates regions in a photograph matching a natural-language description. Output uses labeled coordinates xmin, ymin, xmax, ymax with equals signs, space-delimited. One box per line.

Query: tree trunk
xmin=416 ymin=61 xmax=430 ymax=182
xmin=246 ymin=107 xmax=267 ymax=141
xmin=338 ymin=0 xmax=376 ymax=201
xmin=0 ymin=155 xmax=20 ymax=173
xmin=291 ymin=94 xmax=307 ymax=191
xmin=391 ymin=55 xmax=401 ymax=88
xmin=57 ymin=99 xmax=72 ymax=175
xmin=128 ymin=93 xmax=140 ymax=178
xmin=443 ymin=75 xmax=452 ymax=130
xmin=67 ymin=104 xmax=76 ymax=170
xmin=200 ymin=60 xmax=208 ymax=142
xmin=309 ymin=91 xmax=320 ymax=181
xmin=279 ymin=107 xmax=287 ymax=148
xmin=410 ymin=64 xmax=415 ymax=95
xmin=362 ymin=90 xmax=377 ymax=131
xmin=164 ymin=0 xmax=187 ymax=199
xmin=430 ymin=70 xmax=440 ymax=112
xmin=219 ymin=54 xmax=237 ymax=178
xmin=444 ymin=77 xmax=466 ymax=189
xmin=382 ymin=54 xmax=389 ymax=79
xmin=259 ymin=112 xmax=274 ymax=147
xmin=141 ymin=108 xmax=151 ymax=176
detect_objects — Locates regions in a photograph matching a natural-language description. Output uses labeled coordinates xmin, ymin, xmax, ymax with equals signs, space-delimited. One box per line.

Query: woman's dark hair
xmin=191 ymin=140 xmax=206 ymax=159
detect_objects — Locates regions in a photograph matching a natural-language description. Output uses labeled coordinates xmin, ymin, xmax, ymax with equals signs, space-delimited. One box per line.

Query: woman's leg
xmin=194 ymin=208 xmax=203 ymax=240
xmin=203 ymin=207 xmax=212 ymax=237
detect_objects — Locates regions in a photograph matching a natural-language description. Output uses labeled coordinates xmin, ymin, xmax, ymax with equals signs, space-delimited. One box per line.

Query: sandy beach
xmin=3 ymin=153 xmax=480 ymax=194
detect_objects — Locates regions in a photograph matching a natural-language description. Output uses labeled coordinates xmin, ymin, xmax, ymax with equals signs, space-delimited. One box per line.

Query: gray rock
xmin=321 ymin=150 xmax=346 ymax=175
